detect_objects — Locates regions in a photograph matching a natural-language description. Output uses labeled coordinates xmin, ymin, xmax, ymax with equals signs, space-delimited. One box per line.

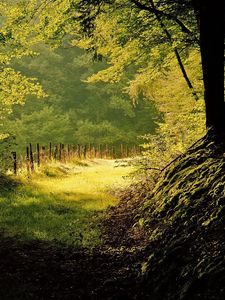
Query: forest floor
xmin=0 ymin=159 xmax=142 ymax=299
xmin=1 ymin=145 xmax=225 ymax=300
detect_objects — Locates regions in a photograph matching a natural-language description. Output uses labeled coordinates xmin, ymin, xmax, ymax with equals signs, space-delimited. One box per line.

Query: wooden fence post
xmin=72 ymin=145 xmax=76 ymax=159
xmin=29 ymin=143 xmax=34 ymax=173
xmin=26 ymin=146 xmax=30 ymax=174
xmin=49 ymin=142 xmax=52 ymax=160
xmin=54 ymin=145 xmax=58 ymax=160
xmin=126 ymin=145 xmax=129 ymax=158
xmin=37 ymin=143 xmax=40 ymax=167
xmin=120 ymin=144 xmax=123 ymax=158
xmin=8 ymin=142 xmax=140 ymax=174
xmin=108 ymin=146 xmax=112 ymax=158
xmin=99 ymin=144 xmax=102 ymax=158
xmin=11 ymin=151 xmax=17 ymax=175
xmin=77 ymin=144 xmax=81 ymax=159
xmin=88 ymin=143 xmax=91 ymax=158
xmin=59 ymin=143 xmax=62 ymax=161
xmin=83 ymin=145 xmax=87 ymax=159
xmin=41 ymin=146 xmax=46 ymax=163
xmin=61 ymin=144 xmax=65 ymax=162
xmin=105 ymin=144 xmax=108 ymax=158
xmin=112 ymin=146 xmax=116 ymax=158
xmin=94 ymin=146 xmax=97 ymax=158
xmin=67 ymin=144 xmax=70 ymax=161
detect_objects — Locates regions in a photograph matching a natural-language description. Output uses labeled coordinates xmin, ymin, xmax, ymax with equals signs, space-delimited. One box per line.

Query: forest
xmin=0 ymin=0 xmax=224 ymax=299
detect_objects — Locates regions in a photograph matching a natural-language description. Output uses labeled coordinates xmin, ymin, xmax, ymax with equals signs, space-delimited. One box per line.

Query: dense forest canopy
xmin=71 ymin=0 xmax=224 ymax=134
xmin=0 ymin=0 xmax=223 ymax=159
xmin=2 ymin=45 xmax=158 ymax=153
xmin=0 ymin=1 xmax=159 ymax=154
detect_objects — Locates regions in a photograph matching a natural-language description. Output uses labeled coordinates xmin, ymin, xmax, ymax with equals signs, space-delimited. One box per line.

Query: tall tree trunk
xmin=196 ymin=0 xmax=225 ymax=134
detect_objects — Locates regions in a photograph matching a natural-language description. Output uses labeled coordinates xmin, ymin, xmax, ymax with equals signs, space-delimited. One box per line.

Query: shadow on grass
xmin=0 ymin=181 xmax=113 ymax=248
xmin=0 ymin=178 xmax=138 ymax=300
xmin=0 ymin=173 xmax=21 ymax=194
xmin=0 ymin=230 xmax=139 ymax=300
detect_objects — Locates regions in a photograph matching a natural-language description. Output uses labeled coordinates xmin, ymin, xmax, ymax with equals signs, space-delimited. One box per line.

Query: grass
xmin=0 ymin=159 xmax=133 ymax=248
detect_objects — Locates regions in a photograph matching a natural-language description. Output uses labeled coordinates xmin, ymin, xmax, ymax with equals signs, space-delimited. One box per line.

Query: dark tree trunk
xmin=196 ymin=0 xmax=225 ymax=134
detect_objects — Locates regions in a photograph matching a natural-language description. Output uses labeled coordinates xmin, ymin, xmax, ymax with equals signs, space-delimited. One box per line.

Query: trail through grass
xmin=0 ymin=159 xmax=133 ymax=247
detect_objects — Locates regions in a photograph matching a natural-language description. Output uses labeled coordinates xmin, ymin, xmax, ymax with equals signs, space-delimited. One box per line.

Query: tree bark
xmin=196 ymin=0 xmax=225 ymax=134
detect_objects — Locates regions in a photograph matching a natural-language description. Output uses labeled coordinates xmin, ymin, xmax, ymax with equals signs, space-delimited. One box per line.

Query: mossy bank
xmin=135 ymin=140 xmax=225 ymax=299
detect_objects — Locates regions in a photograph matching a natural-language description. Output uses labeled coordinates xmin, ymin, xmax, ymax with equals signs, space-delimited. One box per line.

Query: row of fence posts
xmin=11 ymin=143 xmax=142 ymax=175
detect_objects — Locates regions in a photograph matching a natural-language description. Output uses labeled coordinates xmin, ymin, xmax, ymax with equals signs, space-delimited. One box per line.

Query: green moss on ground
xmin=136 ymin=140 xmax=225 ymax=299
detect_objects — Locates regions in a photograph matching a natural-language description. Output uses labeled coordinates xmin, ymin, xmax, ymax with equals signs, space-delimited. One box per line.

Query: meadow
xmin=0 ymin=159 xmax=133 ymax=248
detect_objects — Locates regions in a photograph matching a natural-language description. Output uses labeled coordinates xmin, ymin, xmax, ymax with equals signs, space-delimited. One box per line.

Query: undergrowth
xmin=137 ymin=139 xmax=225 ymax=299
xmin=100 ymin=139 xmax=225 ymax=299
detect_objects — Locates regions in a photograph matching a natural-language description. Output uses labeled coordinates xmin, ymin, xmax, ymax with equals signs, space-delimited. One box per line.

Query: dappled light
xmin=0 ymin=160 xmax=133 ymax=247
xmin=0 ymin=0 xmax=224 ymax=299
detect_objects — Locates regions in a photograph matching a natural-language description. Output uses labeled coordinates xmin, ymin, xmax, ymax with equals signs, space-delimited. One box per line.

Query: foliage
xmin=2 ymin=45 xmax=158 ymax=153
xmin=71 ymin=0 xmax=199 ymax=86
xmin=68 ymin=0 xmax=205 ymax=166
xmin=4 ymin=106 xmax=73 ymax=147
xmin=0 ymin=68 xmax=46 ymax=118
xmin=0 ymin=0 xmax=206 ymax=166
xmin=0 ymin=0 xmax=47 ymax=131
xmin=0 ymin=135 xmax=16 ymax=172
xmin=139 ymin=51 xmax=205 ymax=169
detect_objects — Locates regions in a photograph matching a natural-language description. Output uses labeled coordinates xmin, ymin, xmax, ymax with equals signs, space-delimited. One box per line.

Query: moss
xmin=137 ymin=139 xmax=225 ymax=299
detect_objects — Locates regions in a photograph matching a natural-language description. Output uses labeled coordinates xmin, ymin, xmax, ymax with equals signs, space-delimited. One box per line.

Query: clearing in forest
xmin=0 ymin=159 xmax=133 ymax=247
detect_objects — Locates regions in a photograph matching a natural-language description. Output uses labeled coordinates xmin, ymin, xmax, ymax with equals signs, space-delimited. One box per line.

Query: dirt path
xmin=0 ymin=235 xmax=143 ymax=300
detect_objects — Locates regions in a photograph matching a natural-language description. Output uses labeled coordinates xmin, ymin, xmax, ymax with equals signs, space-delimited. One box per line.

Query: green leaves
xmin=0 ymin=1 xmax=48 ymax=123
xmin=0 ymin=68 xmax=47 ymax=119
xmin=2 ymin=44 xmax=158 ymax=149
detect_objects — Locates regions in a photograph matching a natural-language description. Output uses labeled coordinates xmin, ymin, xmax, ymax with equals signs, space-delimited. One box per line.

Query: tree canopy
xmin=0 ymin=0 xmax=223 ymax=154
xmin=2 ymin=44 xmax=159 ymax=152
xmin=71 ymin=0 xmax=224 ymax=135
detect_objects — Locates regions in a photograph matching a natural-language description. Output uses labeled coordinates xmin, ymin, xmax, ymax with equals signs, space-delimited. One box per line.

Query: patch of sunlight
xmin=12 ymin=197 xmax=43 ymax=207
xmin=0 ymin=159 xmax=134 ymax=247
xmin=33 ymin=159 xmax=133 ymax=200
xmin=32 ymin=230 xmax=48 ymax=240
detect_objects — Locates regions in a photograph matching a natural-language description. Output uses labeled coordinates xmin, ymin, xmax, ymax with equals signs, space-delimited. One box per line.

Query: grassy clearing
xmin=0 ymin=159 xmax=133 ymax=248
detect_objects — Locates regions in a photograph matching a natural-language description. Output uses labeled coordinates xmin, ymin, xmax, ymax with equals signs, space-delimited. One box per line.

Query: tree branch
xmin=131 ymin=0 xmax=199 ymax=43
xmin=148 ymin=0 xmax=199 ymax=100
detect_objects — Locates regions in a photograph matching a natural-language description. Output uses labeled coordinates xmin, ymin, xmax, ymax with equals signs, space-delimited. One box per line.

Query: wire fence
xmin=9 ymin=143 xmax=141 ymax=175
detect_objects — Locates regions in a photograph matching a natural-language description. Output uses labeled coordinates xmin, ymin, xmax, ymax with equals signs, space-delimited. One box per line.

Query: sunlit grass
xmin=0 ymin=159 xmax=133 ymax=247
